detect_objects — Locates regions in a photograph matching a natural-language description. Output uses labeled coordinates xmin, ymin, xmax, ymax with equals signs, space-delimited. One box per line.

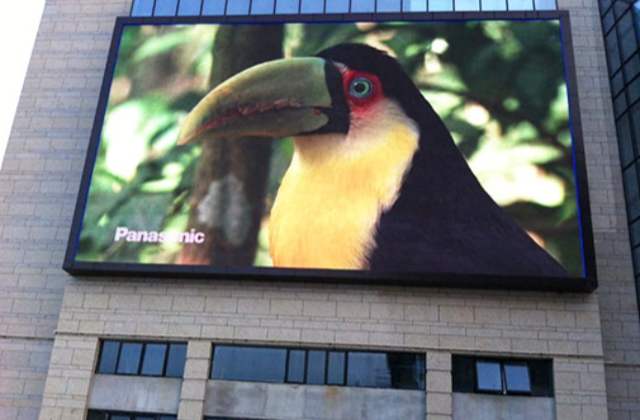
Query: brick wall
xmin=0 ymin=0 xmax=637 ymax=420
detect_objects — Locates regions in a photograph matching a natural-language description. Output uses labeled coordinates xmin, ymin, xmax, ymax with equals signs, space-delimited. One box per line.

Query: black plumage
xmin=318 ymin=44 xmax=567 ymax=277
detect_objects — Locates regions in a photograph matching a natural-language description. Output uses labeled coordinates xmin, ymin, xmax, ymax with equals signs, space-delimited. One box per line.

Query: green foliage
xmin=78 ymin=25 xmax=212 ymax=263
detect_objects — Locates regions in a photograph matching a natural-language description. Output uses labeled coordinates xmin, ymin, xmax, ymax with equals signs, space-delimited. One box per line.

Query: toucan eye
xmin=349 ymin=77 xmax=374 ymax=99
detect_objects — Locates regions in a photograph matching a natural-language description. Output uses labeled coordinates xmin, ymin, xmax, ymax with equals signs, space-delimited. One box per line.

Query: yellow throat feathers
xmin=269 ymin=100 xmax=420 ymax=270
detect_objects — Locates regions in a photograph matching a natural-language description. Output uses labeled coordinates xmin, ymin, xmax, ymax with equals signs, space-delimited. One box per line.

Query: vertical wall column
xmin=426 ymin=351 xmax=452 ymax=420
xmin=178 ymin=341 xmax=211 ymax=420
xmin=554 ymin=357 xmax=609 ymax=420
xmin=37 ymin=335 xmax=99 ymax=420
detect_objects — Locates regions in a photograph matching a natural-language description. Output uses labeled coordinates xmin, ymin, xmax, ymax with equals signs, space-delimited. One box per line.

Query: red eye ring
xmin=343 ymin=70 xmax=383 ymax=108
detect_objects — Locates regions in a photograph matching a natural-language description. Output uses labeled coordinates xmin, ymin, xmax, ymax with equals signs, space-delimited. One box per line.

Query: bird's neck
xmin=269 ymin=106 xmax=419 ymax=270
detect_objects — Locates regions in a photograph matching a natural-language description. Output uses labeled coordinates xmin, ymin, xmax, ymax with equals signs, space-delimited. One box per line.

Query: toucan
xmin=178 ymin=43 xmax=567 ymax=277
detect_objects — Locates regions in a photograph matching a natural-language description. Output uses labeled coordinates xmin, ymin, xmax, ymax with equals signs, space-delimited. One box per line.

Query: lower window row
xmin=93 ymin=340 xmax=552 ymax=396
xmin=88 ymin=411 xmax=176 ymax=420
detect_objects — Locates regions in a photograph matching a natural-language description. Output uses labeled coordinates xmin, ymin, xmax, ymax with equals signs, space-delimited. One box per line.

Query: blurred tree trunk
xmin=178 ymin=25 xmax=284 ymax=266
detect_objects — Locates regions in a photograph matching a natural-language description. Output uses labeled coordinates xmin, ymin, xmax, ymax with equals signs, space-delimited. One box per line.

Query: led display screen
xmin=64 ymin=14 xmax=597 ymax=291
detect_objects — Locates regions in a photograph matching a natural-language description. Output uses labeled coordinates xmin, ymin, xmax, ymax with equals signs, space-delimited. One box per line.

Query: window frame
xmin=503 ymin=362 xmax=533 ymax=395
xmin=95 ymin=340 xmax=188 ymax=379
xmin=209 ymin=344 xmax=426 ymax=391
xmin=473 ymin=359 xmax=535 ymax=396
xmin=474 ymin=360 xmax=504 ymax=395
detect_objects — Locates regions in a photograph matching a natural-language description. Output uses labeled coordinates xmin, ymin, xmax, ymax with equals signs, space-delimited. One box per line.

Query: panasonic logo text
xmin=114 ymin=227 xmax=206 ymax=244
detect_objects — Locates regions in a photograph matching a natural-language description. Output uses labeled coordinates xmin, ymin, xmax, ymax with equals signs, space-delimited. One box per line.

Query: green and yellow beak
xmin=177 ymin=57 xmax=349 ymax=145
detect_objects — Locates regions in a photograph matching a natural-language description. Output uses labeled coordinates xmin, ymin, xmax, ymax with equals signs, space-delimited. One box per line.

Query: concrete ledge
xmin=453 ymin=393 xmax=555 ymax=420
xmin=204 ymin=380 xmax=425 ymax=420
xmin=88 ymin=374 xmax=181 ymax=414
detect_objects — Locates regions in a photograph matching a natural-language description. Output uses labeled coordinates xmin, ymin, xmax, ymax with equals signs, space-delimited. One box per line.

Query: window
xmin=306 ymin=350 xmax=326 ymax=385
xmin=504 ymin=363 xmax=532 ymax=394
xmin=211 ymin=346 xmax=287 ymax=383
xmin=88 ymin=410 xmax=176 ymax=420
xmin=347 ymin=351 xmax=425 ymax=390
xmin=210 ymin=345 xmax=425 ymax=390
xmin=452 ymin=356 xmax=553 ymax=397
xmin=327 ymin=351 xmax=346 ymax=385
xmin=130 ymin=0 xmax=547 ymax=17
xmin=117 ymin=343 xmax=143 ymax=375
xmin=96 ymin=341 xmax=187 ymax=378
xmin=475 ymin=361 xmax=503 ymax=393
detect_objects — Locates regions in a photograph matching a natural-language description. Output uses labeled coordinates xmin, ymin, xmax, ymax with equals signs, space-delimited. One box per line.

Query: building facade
xmin=0 ymin=1 xmax=639 ymax=420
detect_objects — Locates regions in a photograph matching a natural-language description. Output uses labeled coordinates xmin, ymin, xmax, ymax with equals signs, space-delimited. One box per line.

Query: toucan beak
xmin=178 ymin=57 xmax=346 ymax=145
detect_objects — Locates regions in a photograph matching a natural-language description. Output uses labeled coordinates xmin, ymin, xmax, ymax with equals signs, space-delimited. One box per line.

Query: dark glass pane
xmin=633 ymin=245 xmax=640 ymax=272
xmin=430 ymin=0 xmax=453 ymax=11
xmin=154 ymin=0 xmax=178 ymax=15
xmin=348 ymin=352 xmax=392 ymax=388
xmin=624 ymin=54 xmax=640 ymax=82
xmin=252 ymin=0 xmax=275 ymax=13
xmin=630 ymin=77 xmax=640 ymax=106
xmin=455 ymin=0 xmax=479 ymax=11
xmin=452 ymin=356 xmax=476 ymax=393
xmin=159 ymin=417 xmax=177 ymax=420
xmin=603 ymin=9 xmax=615 ymax=34
xmin=482 ymin=0 xmax=507 ymax=10
xmin=131 ymin=0 xmax=154 ymax=16
xmin=97 ymin=341 xmax=120 ymax=374
xmin=326 ymin=0 xmax=349 ymax=12
xmin=476 ymin=361 xmax=503 ymax=392
xmin=276 ymin=0 xmax=299 ymax=13
xmin=614 ymin=92 xmax=627 ymax=118
xmin=618 ymin=12 xmax=638 ymax=62
xmin=306 ymin=350 xmax=326 ymax=385
xmin=211 ymin=346 xmax=287 ymax=383
xmin=599 ymin=0 xmax=611 ymax=13
xmin=327 ymin=352 xmax=346 ymax=385
xmin=391 ymin=353 xmax=425 ymax=390
xmin=87 ymin=411 xmax=108 ymax=420
xmin=614 ymin=1 xmax=631 ymax=19
xmin=178 ymin=0 xmax=203 ymax=15
xmin=617 ymin=113 xmax=634 ymax=167
xmin=287 ymin=350 xmax=306 ymax=383
xmin=135 ymin=417 xmax=153 ymax=420
xmin=202 ymin=0 xmax=226 ymax=14
xmin=630 ymin=219 xmax=640 ymax=246
xmin=301 ymin=0 xmax=324 ymax=12
xmin=117 ymin=343 xmax=143 ymax=375
xmin=528 ymin=359 xmax=554 ymax=397
xmin=352 ymin=0 xmax=375 ymax=12
xmin=504 ymin=364 xmax=531 ymax=393
xmin=111 ymin=416 xmax=129 ymax=420
xmin=632 ymin=104 xmax=640 ymax=158
xmin=404 ymin=0 xmax=427 ymax=11
xmin=377 ymin=0 xmax=401 ymax=11
xmin=612 ymin=71 xmax=624 ymax=96
xmin=166 ymin=343 xmax=187 ymax=378
xmin=507 ymin=0 xmax=533 ymax=10
xmin=227 ymin=0 xmax=250 ymax=14
xmin=624 ymin=165 xmax=640 ymax=220
xmin=606 ymin=30 xmax=622 ymax=74
xmin=534 ymin=0 xmax=555 ymax=10
xmin=141 ymin=343 xmax=167 ymax=376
